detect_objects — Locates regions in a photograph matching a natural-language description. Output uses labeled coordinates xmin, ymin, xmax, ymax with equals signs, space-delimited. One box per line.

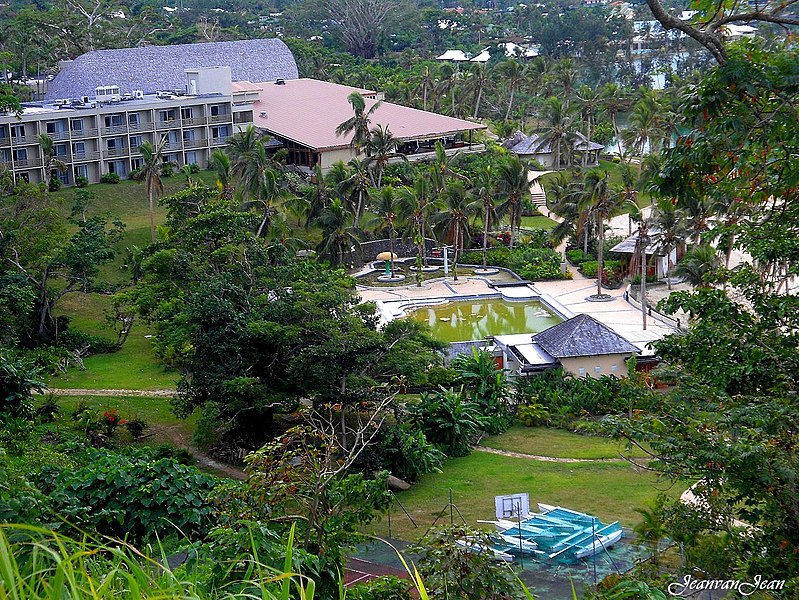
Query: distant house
xmin=504 ymin=130 xmax=603 ymax=169
xmin=610 ymin=229 xmax=683 ymax=280
xmin=494 ymin=314 xmax=639 ymax=377
xmin=436 ymin=50 xmax=471 ymax=62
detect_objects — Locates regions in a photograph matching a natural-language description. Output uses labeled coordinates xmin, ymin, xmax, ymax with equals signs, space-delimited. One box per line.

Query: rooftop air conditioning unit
xmin=275 ymin=79 xmax=285 ymax=85
xmin=54 ymin=98 xmax=70 ymax=106
xmin=133 ymin=90 xmax=144 ymax=99
xmin=259 ymin=111 xmax=268 ymax=118
xmin=81 ymin=95 xmax=89 ymax=103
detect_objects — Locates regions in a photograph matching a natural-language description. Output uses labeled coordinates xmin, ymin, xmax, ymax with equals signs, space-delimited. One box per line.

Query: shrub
xmin=100 ymin=172 xmax=120 ymax=184
xmin=57 ymin=329 xmax=119 ymax=355
xmin=379 ymin=422 xmax=444 ymax=482
xmin=35 ymin=395 xmax=60 ymax=423
xmin=48 ymin=178 xmax=61 ymax=192
xmin=517 ymin=403 xmax=550 ymax=426
xmin=37 ymin=447 xmax=217 ymax=541
xmin=124 ymin=417 xmax=148 ymax=439
xmin=349 ymin=576 xmax=414 ymax=600
xmin=189 ymin=162 xmax=200 ymax=173
xmin=407 ymin=387 xmax=486 ymax=457
xmin=160 ymin=162 xmax=174 ymax=178
xmin=452 ymin=347 xmax=513 ymax=435
xmin=74 ymin=175 xmax=89 ymax=188
xmin=567 ymin=248 xmax=593 ymax=265
xmin=460 ymin=244 xmax=568 ymax=280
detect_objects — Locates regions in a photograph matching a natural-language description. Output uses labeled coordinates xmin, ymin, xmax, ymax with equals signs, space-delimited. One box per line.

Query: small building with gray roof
xmin=493 ymin=314 xmax=639 ymax=377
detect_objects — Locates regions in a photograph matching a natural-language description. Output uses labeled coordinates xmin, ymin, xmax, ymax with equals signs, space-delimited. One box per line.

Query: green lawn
xmin=364 ymin=451 xmax=676 ymax=541
xmin=520 ymin=215 xmax=558 ymax=230
xmin=50 ymin=394 xmax=196 ymax=448
xmin=480 ymin=425 xmax=650 ymax=460
xmin=51 ymin=293 xmax=178 ymax=390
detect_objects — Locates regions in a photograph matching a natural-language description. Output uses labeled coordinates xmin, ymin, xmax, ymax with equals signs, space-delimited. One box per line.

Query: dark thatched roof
xmin=531 ymin=314 xmax=638 ymax=358
xmin=47 ymin=39 xmax=298 ymax=100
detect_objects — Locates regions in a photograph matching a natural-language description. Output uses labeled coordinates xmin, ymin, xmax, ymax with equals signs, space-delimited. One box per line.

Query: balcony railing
xmin=209 ymin=114 xmax=231 ymax=124
xmin=156 ymin=119 xmax=180 ymax=130
xmin=72 ymin=150 xmax=101 ymax=162
xmin=10 ymin=135 xmax=36 ymax=145
xmin=71 ymin=128 xmax=99 ymax=139
xmin=0 ymin=137 xmax=10 ymax=147
xmin=104 ymin=147 xmax=129 ymax=158
xmin=101 ymin=124 xmax=128 ymax=136
xmin=13 ymin=158 xmax=43 ymax=168
xmin=182 ymin=138 xmax=207 ymax=149
xmin=182 ymin=116 xmax=208 ymax=126
xmin=48 ymin=131 xmax=70 ymax=141
xmin=128 ymin=121 xmax=154 ymax=132
xmin=209 ymin=136 xmax=231 ymax=146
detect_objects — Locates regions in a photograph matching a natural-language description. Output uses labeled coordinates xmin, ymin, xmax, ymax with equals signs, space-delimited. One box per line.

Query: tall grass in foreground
xmin=0 ymin=523 xmax=317 ymax=599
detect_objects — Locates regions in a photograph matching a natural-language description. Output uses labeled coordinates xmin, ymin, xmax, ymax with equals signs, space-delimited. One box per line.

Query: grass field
xmin=520 ymin=215 xmax=558 ymax=230
xmin=51 ymin=293 xmax=177 ymax=390
xmin=50 ymin=394 xmax=196 ymax=448
xmin=480 ymin=425 xmax=650 ymax=460
xmin=364 ymin=450 xmax=677 ymax=541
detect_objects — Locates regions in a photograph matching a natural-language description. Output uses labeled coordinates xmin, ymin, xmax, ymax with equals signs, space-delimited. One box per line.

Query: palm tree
xmin=430 ymin=140 xmax=468 ymax=194
xmin=316 ymin=199 xmax=360 ymax=267
xmin=415 ymin=65 xmax=436 ymax=112
xmin=210 ymin=149 xmax=234 ymax=200
xmin=339 ymin=158 xmax=371 ymax=229
xmin=649 ymin=196 xmax=687 ymax=289
xmin=622 ymin=95 xmax=663 ymax=167
xmin=547 ymin=173 xmax=590 ymax=249
xmin=300 ymin=163 xmax=333 ymax=226
xmin=575 ymin=85 xmax=602 ymax=141
xmin=436 ymin=63 xmax=460 ymax=117
xmin=496 ymin=156 xmax=529 ymax=249
xmin=38 ymin=133 xmax=66 ymax=191
xmin=364 ymin=124 xmax=401 ymax=188
xmin=674 ymin=244 xmax=720 ymax=288
xmin=226 ymin=125 xmax=261 ymax=181
xmin=335 ymin=92 xmax=382 ymax=153
xmin=138 ymin=136 xmax=168 ymax=243
xmin=397 ymin=174 xmax=437 ymax=272
xmin=494 ymin=58 xmax=524 ymax=121
xmin=583 ymin=169 xmax=637 ymax=297
xmin=469 ymin=164 xmax=500 ymax=270
xmin=366 ymin=186 xmax=400 ymax=276
xmin=496 ymin=59 xmax=525 ymax=120
xmin=535 ymin=97 xmax=576 ymax=169
xmin=237 ymin=142 xmax=284 ymax=238
xmin=553 ymin=58 xmax=578 ymax=111
xmin=600 ymin=83 xmax=629 ymax=157
xmin=467 ymin=62 xmax=489 ymax=118
xmin=433 ymin=181 xmax=475 ymax=281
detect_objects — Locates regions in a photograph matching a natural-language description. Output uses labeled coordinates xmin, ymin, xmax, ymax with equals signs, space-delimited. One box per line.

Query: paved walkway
xmin=44 ymin=388 xmax=175 ymax=397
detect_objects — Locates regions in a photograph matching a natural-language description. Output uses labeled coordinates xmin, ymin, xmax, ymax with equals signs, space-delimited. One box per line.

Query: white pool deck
xmin=357 ymin=271 xmax=676 ymax=356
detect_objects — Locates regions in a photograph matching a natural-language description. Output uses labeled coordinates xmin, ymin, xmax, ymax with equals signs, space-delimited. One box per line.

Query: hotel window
xmin=10 ymin=124 xmax=25 ymax=139
xmin=611 ymin=365 xmax=618 ymax=373
xmin=58 ymin=171 xmax=69 ymax=184
xmin=131 ymin=157 xmax=143 ymax=170
xmin=578 ymin=368 xmax=586 ymax=377
xmin=594 ymin=366 xmax=602 ymax=374
xmin=182 ymin=129 xmax=195 ymax=142
xmin=72 ymin=141 xmax=85 ymax=156
xmin=128 ymin=113 xmax=140 ymax=126
xmin=210 ymin=104 xmax=228 ymax=117
xmin=159 ymin=109 xmax=176 ymax=122
xmin=104 ymin=114 xmax=123 ymax=128
xmin=107 ymin=138 xmax=118 ymax=151
xmin=13 ymin=148 xmax=27 ymax=161
xmin=70 ymin=119 xmax=84 ymax=132
xmin=130 ymin=135 xmax=143 ymax=149
xmin=74 ymin=164 xmax=88 ymax=179
xmin=184 ymin=151 xmax=197 ymax=165
xmin=55 ymin=143 xmax=68 ymax=157
xmin=212 ymin=125 xmax=230 ymax=139
xmin=181 ymin=107 xmax=193 ymax=120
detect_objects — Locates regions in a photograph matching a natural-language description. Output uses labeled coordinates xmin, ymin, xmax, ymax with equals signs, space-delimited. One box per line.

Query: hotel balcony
xmin=102 ymin=124 xmax=129 ymax=136
xmin=72 ymin=150 xmax=101 ymax=162
xmin=129 ymin=121 xmax=155 ymax=132
xmin=71 ymin=128 xmax=100 ymax=140
xmin=183 ymin=138 xmax=207 ymax=149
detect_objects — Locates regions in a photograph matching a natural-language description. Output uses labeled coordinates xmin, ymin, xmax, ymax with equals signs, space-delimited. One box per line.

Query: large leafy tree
xmin=610 ymin=42 xmax=799 ymax=589
xmin=130 ymin=186 xmax=441 ymax=451
xmin=0 ymin=183 xmax=124 ymax=342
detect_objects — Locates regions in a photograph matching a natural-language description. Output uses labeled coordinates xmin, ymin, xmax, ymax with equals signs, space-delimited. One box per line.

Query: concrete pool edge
xmin=373 ymin=284 xmax=575 ymax=333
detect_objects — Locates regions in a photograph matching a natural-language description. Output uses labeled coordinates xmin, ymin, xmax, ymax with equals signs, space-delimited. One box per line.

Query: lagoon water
xmin=408 ymin=298 xmax=562 ymax=343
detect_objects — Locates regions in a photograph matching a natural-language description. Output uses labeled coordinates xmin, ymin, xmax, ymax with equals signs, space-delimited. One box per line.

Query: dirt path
xmin=153 ymin=424 xmax=247 ymax=481
xmin=474 ymin=445 xmax=632 ymax=464
xmin=46 ymin=388 xmax=176 ymax=398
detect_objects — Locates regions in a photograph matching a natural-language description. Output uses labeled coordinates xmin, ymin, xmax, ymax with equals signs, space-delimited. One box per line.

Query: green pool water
xmin=407 ymin=298 xmax=562 ymax=342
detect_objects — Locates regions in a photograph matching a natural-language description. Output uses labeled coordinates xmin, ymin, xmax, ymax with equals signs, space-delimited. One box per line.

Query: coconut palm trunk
xmin=482 ymin=204 xmax=490 ymax=269
xmin=597 ymin=218 xmax=605 ymax=297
